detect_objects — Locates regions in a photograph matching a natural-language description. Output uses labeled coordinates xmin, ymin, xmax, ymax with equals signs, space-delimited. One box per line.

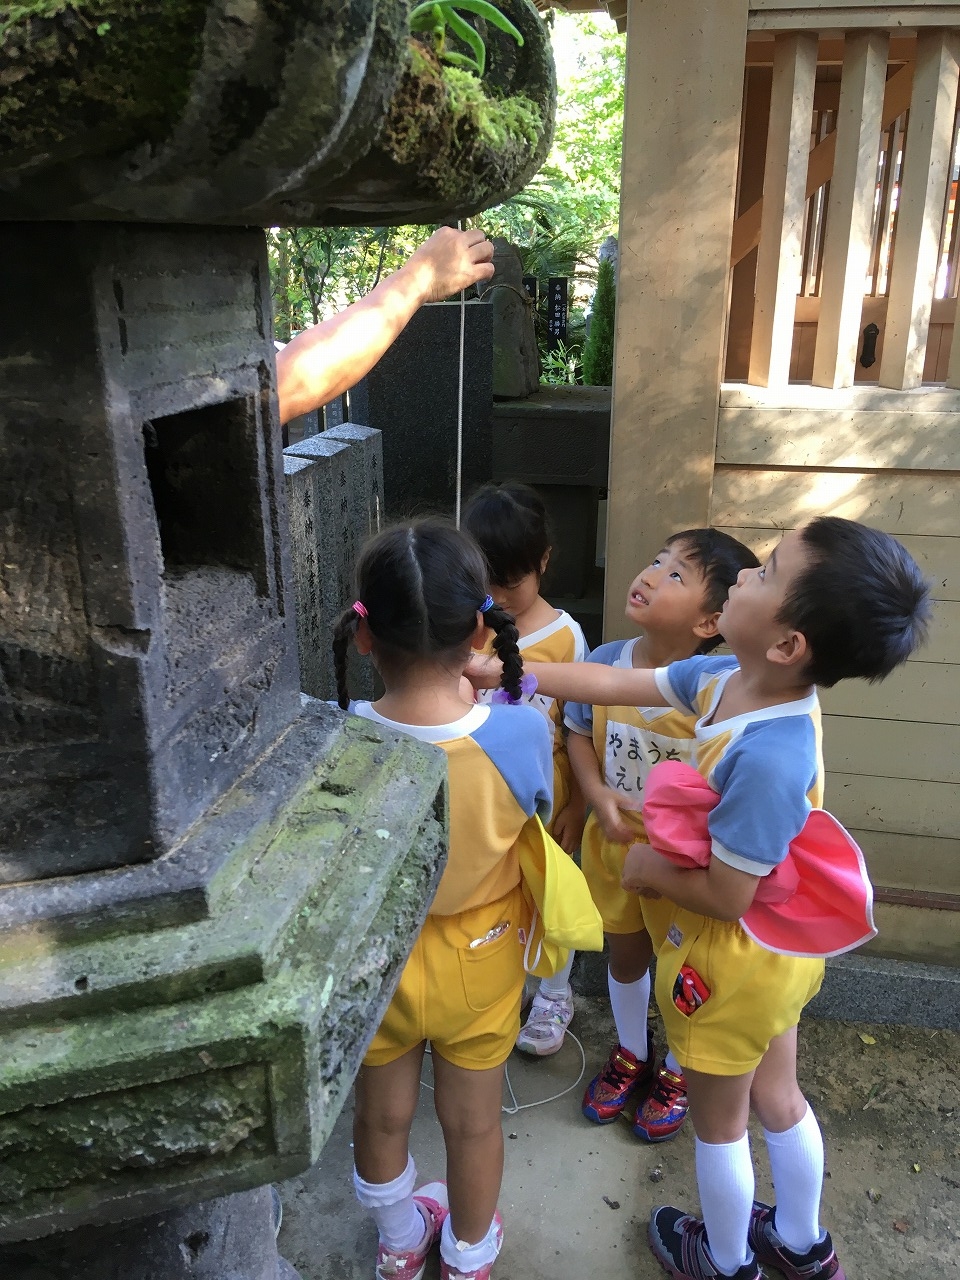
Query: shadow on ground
xmin=277 ymin=996 xmax=960 ymax=1279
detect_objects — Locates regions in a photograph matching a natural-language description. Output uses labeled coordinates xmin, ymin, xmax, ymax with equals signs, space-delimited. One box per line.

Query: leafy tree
xmin=581 ymin=256 xmax=615 ymax=385
xmin=267 ymin=9 xmax=625 ymax=373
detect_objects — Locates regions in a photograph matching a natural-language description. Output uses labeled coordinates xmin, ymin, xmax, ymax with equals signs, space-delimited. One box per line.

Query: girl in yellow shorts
xmin=463 ymin=482 xmax=587 ymax=1056
xmin=333 ymin=519 xmax=554 ymax=1280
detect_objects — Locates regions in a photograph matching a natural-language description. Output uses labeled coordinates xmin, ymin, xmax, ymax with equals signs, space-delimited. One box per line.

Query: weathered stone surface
xmin=0 ymin=701 xmax=447 ymax=1241
xmin=283 ymin=436 xmax=355 ymax=701
xmin=0 ymin=1186 xmax=292 ymax=1279
xmin=490 ymin=238 xmax=539 ymax=399
xmin=0 ymin=223 xmax=299 ymax=882
xmin=0 ymin=1 xmax=555 ymax=228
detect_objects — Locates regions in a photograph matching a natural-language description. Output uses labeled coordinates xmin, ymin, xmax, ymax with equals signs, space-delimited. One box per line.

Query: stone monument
xmin=0 ymin=2 xmax=555 ymax=1275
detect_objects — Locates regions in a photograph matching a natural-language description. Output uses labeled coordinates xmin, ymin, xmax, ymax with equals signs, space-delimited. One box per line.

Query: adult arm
xmin=276 ymin=226 xmax=495 ymax=424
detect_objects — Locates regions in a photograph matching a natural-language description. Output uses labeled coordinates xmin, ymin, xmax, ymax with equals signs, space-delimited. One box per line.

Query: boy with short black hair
xmin=468 ymin=516 xmax=931 ymax=1280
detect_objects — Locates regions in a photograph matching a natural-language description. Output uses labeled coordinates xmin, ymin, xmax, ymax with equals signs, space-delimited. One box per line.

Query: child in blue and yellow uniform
xmin=463 ymin=482 xmax=587 ymax=1056
xmin=333 ymin=519 xmax=552 ymax=1280
xmin=566 ymin=529 xmax=759 ymax=1142
xmin=469 ymin=517 xmax=931 ymax=1280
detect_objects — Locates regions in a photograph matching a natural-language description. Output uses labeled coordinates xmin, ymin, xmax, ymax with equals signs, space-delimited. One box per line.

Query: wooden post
xmin=812 ymin=31 xmax=889 ymax=388
xmin=749 ymin=32 xmax=818 ymax=388
xmin=880 ymin=30 xmax=960 ymax=390
xmin=603 ymin=0 xmax=750 ymax=638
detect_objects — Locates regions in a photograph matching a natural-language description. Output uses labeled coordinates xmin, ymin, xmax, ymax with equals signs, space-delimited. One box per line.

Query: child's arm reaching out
xmin=622 ymin=842 xmax=761 ymax=922
xmin=466 ymin=654 xmax=668 ymax=709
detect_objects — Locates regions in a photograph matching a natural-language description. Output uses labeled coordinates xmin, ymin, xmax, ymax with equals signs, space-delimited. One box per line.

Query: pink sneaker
xmin=376 ymin=1182 xmax=449 ymax=1280
xmin=439 ymin=1212 xmax=504 ymax=1280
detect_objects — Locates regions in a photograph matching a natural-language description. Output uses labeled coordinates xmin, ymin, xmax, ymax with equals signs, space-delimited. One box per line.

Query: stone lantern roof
xmin=0 ymin=0 xmax=556 ymax=225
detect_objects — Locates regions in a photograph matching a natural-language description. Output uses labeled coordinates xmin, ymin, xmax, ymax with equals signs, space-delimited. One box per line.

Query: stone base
xmin=0 ymin=1188 xmax=301 ymax=1280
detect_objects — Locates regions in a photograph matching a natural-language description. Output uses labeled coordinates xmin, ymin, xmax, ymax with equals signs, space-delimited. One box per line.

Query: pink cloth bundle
xmin=641 ymin=761 xmax=877 ymax=958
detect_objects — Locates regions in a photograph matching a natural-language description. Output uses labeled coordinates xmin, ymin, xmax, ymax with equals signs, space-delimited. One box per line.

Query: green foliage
xmin=409 ymin=1 xmax=524 ymax=78
xmin=581 ymin=256 xmax=615 ymax=386
xmin=540 ymin=338 xmax=581 ymax=386
xmin=267 ymin=11 xmax=625 ymax=362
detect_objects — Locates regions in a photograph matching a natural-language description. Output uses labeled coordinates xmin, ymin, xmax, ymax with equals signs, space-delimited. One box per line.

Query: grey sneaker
xmin=515 ymin=986 xmax=574 ymax=1056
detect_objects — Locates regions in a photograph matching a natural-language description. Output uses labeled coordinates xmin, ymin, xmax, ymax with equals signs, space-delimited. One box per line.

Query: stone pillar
xmin=0 ymin=223 xmax=447 ymax=1260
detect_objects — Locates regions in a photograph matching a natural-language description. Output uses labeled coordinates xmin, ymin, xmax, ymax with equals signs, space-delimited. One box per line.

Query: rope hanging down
xmin=455 ymin=219 xmax=467 ymax=529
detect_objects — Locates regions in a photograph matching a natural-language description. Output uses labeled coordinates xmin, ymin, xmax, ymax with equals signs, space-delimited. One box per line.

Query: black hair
xmin=332 ymin=519 xmax=523 ymax=709
xmin=663 ymin=528 xmax=761 ymax=653
xmin=776 ymin=517 xmax=932 ymax=687
xmin=461 ymin=482 xmax=551 ymax=587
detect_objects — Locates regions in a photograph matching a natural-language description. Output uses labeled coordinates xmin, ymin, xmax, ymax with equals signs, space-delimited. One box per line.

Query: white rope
xmin=420 ymin=1031 xmax=587 ymax=1115
xmin=454 ymin=220 xmax=467 ymax=529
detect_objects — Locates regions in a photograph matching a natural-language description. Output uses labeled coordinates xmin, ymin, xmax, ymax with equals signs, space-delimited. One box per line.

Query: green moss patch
xmin=0 ymin=2 xmax=207 ymax=164
xmin=381 ymin=39 xmax=543 ymax=202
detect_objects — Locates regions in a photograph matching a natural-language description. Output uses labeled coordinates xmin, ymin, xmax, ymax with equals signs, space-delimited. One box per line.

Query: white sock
xmin=608 ymin=969 xmax=650 ymax=1061
xmin=664 ymin=1050 xmax=683 ymax=1077
xmin=763 ymin=1104 xmax=825 ymax=1254
xmin=440 ymin=1213 xmax=501 ymax=1272
xmin=353 ymin=1154 xmax=425 ymax=1252
xmin=695 ymin=1134 xmax=754 ymax=1275
xmin=540 ymin=951 xmax=575 ymax=999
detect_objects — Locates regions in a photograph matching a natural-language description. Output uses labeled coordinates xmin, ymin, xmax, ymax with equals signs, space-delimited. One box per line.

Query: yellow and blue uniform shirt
xmin=563 ymin=637 xmax=697 ymax=934
xmin=644 ymin=654 xmax=826 ymax=1075
xmin=351 ymin=701 xmax=553 ymax=1068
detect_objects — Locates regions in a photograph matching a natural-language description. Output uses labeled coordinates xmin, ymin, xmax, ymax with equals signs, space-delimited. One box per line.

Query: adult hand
xmin=405 ymin=226 xmax=496 ymax=304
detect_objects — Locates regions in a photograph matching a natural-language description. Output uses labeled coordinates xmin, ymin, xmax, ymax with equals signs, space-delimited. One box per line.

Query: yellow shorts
xmin=364 ymin=884 xmax=526 ymax=1071
xmin=642 ymin=897 xmax=825 ymax=1076
xmin=580 ymin=813 xmax=648 ymax=935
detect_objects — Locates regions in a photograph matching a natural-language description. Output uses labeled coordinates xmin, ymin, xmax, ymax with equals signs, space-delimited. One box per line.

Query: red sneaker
xmin=582 ymin=1043 xmax=656 ymax=1124
xmin=633 ymin=1063 xmax=689 ymax=1143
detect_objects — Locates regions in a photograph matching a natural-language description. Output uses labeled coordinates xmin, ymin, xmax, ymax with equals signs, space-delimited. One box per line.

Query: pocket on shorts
xmin=457 ymin=924 xmax=522 ymax=1013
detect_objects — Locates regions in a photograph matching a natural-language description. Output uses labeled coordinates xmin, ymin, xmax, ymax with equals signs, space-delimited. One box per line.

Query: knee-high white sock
xmin=608 ymin=969 xmax=650 ymax=1061
xmin=664 ymin=1050 xmax=683 ymax=1078
xmin=763 ymin=1104 xmax=825 ymax=1254
xmin=540 ymin=950 xmax=575 ymax=998
xmin=353 ymin=1154 xmax=425 ymax=1251
xmin=695 ymin=1134 xmax=754 ymax=1275
xmin=440 ymin=1213 xmax=502 ymax=1272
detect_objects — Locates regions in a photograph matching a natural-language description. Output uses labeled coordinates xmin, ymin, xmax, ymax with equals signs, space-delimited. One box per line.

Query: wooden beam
xmin=750 ymin=5 xmax=960 ymax=30
xmin=745 ymin=35 xmax=916 ymax=65
xmin=603 ymin=0 xmax=751 ymax=638
xmin=879 ymin=30 xmax=960 ymax=388
xmin=731 ymin=61 xmax=915 ymax=266
xmin=812 ymin=31 xmax=889 ymax=387
xmin=749 ymin=32 xmax=818 ymax=387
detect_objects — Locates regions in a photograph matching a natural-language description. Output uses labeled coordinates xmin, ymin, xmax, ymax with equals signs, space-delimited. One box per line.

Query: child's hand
xmin=621 ymin=842 xmax=664 ymax=899
xmin=464 ymin=651 xmax=502 ymax=689
xmin=591 ymin=789 xmax=635 ymax=845
xmin=552 ymin=801 xmax=586 ymax=854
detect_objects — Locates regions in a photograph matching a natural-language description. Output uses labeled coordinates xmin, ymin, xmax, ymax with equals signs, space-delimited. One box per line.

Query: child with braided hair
xmin=333 ymin=518 xmax=553 ymax=1280
xmin=462 ymin=482 xmax=588 ymax=1056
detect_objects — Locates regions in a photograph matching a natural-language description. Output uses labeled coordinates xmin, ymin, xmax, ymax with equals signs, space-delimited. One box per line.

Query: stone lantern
xmin=0 ymin=3 xmax=555 ymax=1275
